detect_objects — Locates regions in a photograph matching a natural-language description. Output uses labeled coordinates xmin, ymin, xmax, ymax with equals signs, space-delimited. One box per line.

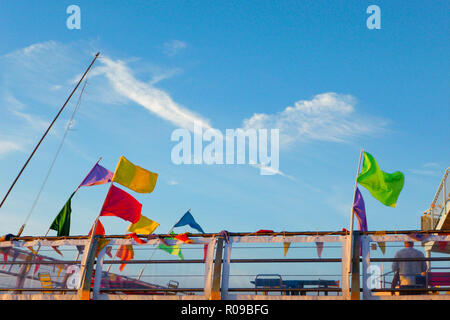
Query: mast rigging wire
xmin=18 ymin=78 xmax=89 ymax=236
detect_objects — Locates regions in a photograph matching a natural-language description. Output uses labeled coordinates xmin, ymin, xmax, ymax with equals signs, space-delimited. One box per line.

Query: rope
xmin=19 ymin=78 xmax=89 ymax=235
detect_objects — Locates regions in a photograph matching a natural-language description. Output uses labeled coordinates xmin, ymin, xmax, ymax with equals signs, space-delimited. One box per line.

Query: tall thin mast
xmin=0 ymin=52 xmax=100 ymax=217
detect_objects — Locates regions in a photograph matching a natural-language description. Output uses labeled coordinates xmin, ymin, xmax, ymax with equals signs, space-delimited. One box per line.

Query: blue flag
xmin=173 ymin=211 xmax=205 ymax=233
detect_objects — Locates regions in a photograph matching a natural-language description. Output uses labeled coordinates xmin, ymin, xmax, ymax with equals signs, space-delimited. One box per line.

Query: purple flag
xmin=353 ymin=187 xmax=368 ymax=232
xmin=79 ymin=163 xmax=113 ymax=187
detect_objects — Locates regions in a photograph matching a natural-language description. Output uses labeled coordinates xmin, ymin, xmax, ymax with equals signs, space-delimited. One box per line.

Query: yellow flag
xmin=112 ymin=156 xmax=158 ymax=193
xmin=127 ymin=215 xmax=160 ymax=235
xmin=374 ymin=231 xmax=386 ymax=255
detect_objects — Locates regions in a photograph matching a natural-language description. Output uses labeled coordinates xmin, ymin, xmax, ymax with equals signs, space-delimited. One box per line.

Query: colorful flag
xmin=158 ymin=243 xmax=184 ymax=260
xmin=51 ymin=246 xmax=63 ymax=256
xmin=127 ymin=215 xmax=159 ymax=235
xmin=353 ymin=187 xmax=368 ymax=232
xmin=374 ymin=231 xmax=386 ymax=255
xmin=115 ymin=245 xmax=134 ymax=272
xmin=158 ymin=233 xmax=184 ymax=260
xmin=357 ymin=152 xmax=404 ymax=208
xmin=174 ymin=233 xmax=194 ymax=244
xmin=438 ymin=241 xmax=448 ymax=251
xmin=89 ymin=219 xmax=106 ymax=236
xmin=33 ymin=256 xmax=43 ymax=275
xmin=100 ymin=184 xmax=142 ymax=223
xmin=49 ymin=192 xmax=76 ymax=237
xmin=127 ymin=233 xmax=147 ymax=244
xmin=112 ymin=156 xmax=158 ymax=194
xmin=96 ymin=239 xmax=111 ymax=257
xmin=173 ymin=211 xmax=205 ymax=233
xmin=316 ymin=242 xmax=324 ymax=258
xmin=78 ymin=163 xmax=113 ymax=187
xmin=283 ymin=242 xmax=290 ymax=257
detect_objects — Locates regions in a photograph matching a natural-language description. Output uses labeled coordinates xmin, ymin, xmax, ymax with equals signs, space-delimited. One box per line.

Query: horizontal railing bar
xmin=0 ymin=288 xmax=77 ymax=292
xmin=102 ymin=259 xmax=205 ymax=264
xmin=372 ymin=288 xmax=450 ymax=292
xmin=0 ymin=261 xmax=81 ymax=265
xmin=371 ymin=257 xmax=450 ymax=262
xmin=7 ymin=229 xmax=450 ymax=243
xmin=99 ymin=288 xmax=204 ymax=292
xmin=228 ymin=288 xmax=342 ymax=292
xmin=230 ymin=258 xmax=342 ymax=263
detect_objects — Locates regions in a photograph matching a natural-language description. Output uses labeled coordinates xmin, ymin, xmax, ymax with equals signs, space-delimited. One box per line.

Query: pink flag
xmin=316 ymin=242 xmax=324 ymax=258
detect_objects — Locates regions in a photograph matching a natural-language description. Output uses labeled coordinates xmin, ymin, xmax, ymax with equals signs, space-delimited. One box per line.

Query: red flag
xmin=174 ymin=233 xmax=193 ymax=244
xmin=100 ymin=185 xmax=142 ymax=223
xmin=89 ymin=220 xmax=106 ymax=236
xmin=438 ymin=241 xmax=448 ymax=251
xmin=115 ymin=245 xmax=134 ymax=272
xmin=256 ymin=229 xmax=274 ymax=234
xmin=51 ymin=246 xmax=63 ymax=256
xmin=203 ymin=244 xmax=208 ymax=262
xmin=127 ymin=233 xmax=147 ymax=244
xmin=34 ymin=256 xmax=43 ymax=275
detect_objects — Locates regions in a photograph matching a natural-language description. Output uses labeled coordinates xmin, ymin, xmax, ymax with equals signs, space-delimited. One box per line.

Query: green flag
xmin=157 ymin=232 xmax=184 ymax=260
xmin=49 ymin=192 xmax=76 ymax=236
xmin=357 ymin=152 xmax=404 ymax=207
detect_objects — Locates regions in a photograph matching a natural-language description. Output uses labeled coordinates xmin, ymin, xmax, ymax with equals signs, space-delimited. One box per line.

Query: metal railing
xmin=422 ymin=168 xmax=449 ymax=230
xmin=0 ymin=231 xmax=449 ymax=300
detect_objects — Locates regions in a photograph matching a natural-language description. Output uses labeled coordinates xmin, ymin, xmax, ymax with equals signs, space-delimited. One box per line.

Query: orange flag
xmin=115 ymin=245 xmax=134 ymax=271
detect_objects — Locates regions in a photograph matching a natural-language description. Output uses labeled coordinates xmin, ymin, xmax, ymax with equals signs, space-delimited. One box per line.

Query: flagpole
xmin=0 ymin=52 xmax=100 ymax=215
xmin=348 ymin=148 xmax=364 ymax=273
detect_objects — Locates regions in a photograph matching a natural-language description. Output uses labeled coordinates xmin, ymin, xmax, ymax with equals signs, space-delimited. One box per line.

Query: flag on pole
xmin=126 ymin=215 xmax=159 ymax=235
xmin=100 ymin=184 xmax=142 ymax=223
xmin=173 ymin=211 xmax=205 ymax=233
xmin=357 ymin=152 xmax=404 ymax=208
xmin=78 ymin=163 xmax=113 ymax=187
xmin=49 ymin=192 xmax=76 ymax=236
xmin=353 ymin=187 xmax=368 ymax=232
xmin=112 ymin=156 xmax=158 ymax=194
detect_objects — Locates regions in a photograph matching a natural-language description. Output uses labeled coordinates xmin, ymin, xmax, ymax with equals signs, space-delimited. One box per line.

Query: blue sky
xmin=0 ymin=0 xmax=448 ymax=240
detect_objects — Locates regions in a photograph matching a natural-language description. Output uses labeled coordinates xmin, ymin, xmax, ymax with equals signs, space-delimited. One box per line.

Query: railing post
xmin=77 ymin=236 xmax=98 ymax=300
xmin=210 ymin=237 xmax=224 ymax=300
xmin=361 ymin=235 xmax=372 ymax=300
xmin=341 ymin=235 xmax=350 ymax=299
xmin=221 ymin=239 xmax=232 ymax=300
xmin=350 ymin=231 xmax=361 ymax=300
xmin=204 ymin=236 xmax=217 ymax=298
xmin=92 ymin=244 xmax=108 ymax=300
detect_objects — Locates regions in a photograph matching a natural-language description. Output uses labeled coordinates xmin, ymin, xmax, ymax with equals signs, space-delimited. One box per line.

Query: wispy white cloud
xmin=243 ymin=92 xmax=388 ymax=147
xmin=94 ymin=56 xmax=211 ymax=131
xmin=0 ymin=140 xmax=23 ymax=157
xmin=167 ymin=180 xmax=179 ymax=186
xmin=0 ymin=41 xmax=390 ymax=181
xmin=162 ymin=40 xmax=187 ymax=56
xmin=408 ymin=162 xmax=443 ymax=177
